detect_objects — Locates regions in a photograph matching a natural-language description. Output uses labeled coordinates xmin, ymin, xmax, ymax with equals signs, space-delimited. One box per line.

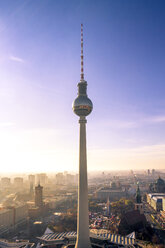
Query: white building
xmin=147 ymin=193 xmax=165 ymax=211
xmin=162 ymin=197 xmax=165 ymax=211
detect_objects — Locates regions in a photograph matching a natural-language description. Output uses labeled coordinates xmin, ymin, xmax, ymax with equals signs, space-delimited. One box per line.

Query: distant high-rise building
xmin=1 ymin=177 xmax=11 ymax=189
xmin=36 ymin=173 xmax=47 ymax=186
xmin=28 ymin=174 xmax=35 ymax=185
xmin=72 ymin=24 xmax=93 ymax=248
xmin=35 ymin=183 xmax=43 ymax=208
xmin=29 ymin=182 xmax=34 ymax=195
xmin=28 ymin=174 xmax=35 ymax=195
xmin=0 ymin=204 xmax=28 ymax=230
xmin=152 ymin=169 xmax=155 ymax=176
xmin=56 ymin=173 xmax=64 ymax=185
xmin=14 ymin=177 xmax=23 ymax=189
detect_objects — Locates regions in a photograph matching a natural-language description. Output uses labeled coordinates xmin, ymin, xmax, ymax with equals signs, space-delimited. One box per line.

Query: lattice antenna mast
xmin=80 ymin=24 xmax=84 ymax=81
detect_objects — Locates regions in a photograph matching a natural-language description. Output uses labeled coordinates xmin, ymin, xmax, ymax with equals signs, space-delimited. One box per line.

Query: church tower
xmin=35 ymin=183 xmax=43 ymax=208
xmin=135 ymin=183 xmax=143 ymax=214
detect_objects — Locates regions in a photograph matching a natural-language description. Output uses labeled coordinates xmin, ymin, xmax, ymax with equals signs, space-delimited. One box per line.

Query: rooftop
xmin=38 ymin=230 xmax=137 ymax=247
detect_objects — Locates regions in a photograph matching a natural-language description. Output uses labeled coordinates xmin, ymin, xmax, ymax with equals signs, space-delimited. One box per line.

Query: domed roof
xmin=156 ymin=177 xmax=164 ymax=185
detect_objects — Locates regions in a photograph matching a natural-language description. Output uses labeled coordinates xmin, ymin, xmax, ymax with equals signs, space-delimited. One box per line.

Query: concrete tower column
xmin=75 ymin=116 xmax=91 ymax=248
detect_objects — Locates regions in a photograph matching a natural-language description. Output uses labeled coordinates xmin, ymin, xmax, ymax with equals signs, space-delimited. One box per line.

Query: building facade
xmin=147 ymin=193 xmax=165 ymax=211
xmin=0 ymin=204 xmax=28 ymax=234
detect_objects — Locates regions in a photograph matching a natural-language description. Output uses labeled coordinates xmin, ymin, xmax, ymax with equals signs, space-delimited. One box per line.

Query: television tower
xmin=72 ymin=24 xmax=93 ymax=248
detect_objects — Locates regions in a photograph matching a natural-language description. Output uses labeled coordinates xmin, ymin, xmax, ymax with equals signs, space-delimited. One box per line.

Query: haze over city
xmin=0 ymin=0 xmax=165 ymax=173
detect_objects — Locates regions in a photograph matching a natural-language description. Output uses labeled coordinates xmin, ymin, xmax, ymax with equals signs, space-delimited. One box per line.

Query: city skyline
xmin=0 ymin=0 xmax=165 ymax=172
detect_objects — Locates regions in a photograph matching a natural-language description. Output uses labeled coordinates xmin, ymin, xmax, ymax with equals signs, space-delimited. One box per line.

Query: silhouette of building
xmin=35 ymin=183 xmax=43 ymax=208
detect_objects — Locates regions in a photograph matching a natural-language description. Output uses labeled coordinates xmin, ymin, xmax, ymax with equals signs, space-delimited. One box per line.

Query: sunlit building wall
xmin=147 ymin=193 xmax=165 ymax=211
xmin=162 ymin=197 xmax=165 ymax=211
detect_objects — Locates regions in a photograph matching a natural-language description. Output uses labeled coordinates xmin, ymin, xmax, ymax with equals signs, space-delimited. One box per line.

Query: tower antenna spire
xmin=80 ymin=24 xmax=84 ymax=81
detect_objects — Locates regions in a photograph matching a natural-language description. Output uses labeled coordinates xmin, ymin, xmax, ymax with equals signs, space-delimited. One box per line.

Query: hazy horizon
xmin=0 ymin=169 xmax=165 ymax=178
xmin=0 ymin=0 xmax=165 ymax=172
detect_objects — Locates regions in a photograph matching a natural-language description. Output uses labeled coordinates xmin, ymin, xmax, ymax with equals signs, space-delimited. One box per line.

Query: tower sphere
xmin=72 ymin=80 xmax=93 ymax=116
xmin=72 ymin=96 xmax=93 ymax=116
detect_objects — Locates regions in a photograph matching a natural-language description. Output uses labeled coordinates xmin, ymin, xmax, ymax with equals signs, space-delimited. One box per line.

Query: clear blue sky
xmin=0 ymin=0 xmax=165 ymax=172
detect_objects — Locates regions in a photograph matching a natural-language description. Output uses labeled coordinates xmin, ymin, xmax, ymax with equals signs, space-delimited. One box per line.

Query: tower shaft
xmin=75 ymin=116 xmax=91 ymax=248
